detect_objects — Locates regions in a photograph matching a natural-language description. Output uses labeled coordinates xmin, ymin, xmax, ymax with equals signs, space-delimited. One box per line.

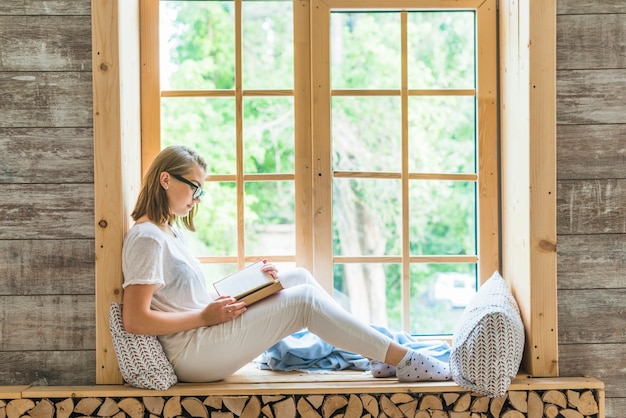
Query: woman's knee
xmin=280 ymin=267 xmax=315 ymax=286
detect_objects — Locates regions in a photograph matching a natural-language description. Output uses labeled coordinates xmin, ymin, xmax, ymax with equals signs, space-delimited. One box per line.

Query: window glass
xmin=160 ymin=1 xmax=235 ymax=90
xmin=408 ymin=96 xmax=476 ymax=174
xmin=410 ymin=264 xmax=477 ymax=335
xmin=242 ymin=2 xmax=293 ymax=90
xmin=332 ymin=178 xmax=401 ymax=257
xmin=243 ymin=97 xmax=295 ymax=174
xmin=332 ymin=97 xmax=401 ymax=173
xmin=407 ymin=11 xmax=475 ymax=89
xmin=244 ymin=181 xmax=295 ymax=256
xmin=331 ymin=12 xmax=401 ymax=90
xmin=162 ymin=97 xmax=237 ymax=174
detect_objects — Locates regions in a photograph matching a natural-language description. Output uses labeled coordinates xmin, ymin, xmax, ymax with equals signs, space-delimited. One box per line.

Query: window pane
xmin=160 ymin=1 xmax=235 ymax=90
xmin=333 ymin=178 xmax=401 ymax=256
xmin=331 ymin=12 xmax=401 ymax=89
xmin=194 ymin=181 xmax=237 ymax=256
xmin=407 ymin=11 xmax=475 ymax=90
xmin=408 ymin=96 xmax=475 ymax=174
xmin=333 ymin=263 xmax=400 ymax=329
xmin=244 ymin=181 xmax=295 ymax=256
xmin=242 ymin=1 xmax=293 ymax=90
xmin=243 ymin=97 xmax=295 ymax=174
xmin=410 ymin=263 xmax=477 ymax=335
xmin=161 ymin=97 xmax=236 ymax=174
xmin=332 ymin=97 xmax=401 ymax=172
xmin=409 ymin=180 xmax=476 ymax=256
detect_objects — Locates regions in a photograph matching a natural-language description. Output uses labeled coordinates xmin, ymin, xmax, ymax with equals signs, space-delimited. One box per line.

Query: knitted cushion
xmin=450 ymin=271 xmax=524 ymax=397
xmin=109 ymin=302 xmax=178 ymax=390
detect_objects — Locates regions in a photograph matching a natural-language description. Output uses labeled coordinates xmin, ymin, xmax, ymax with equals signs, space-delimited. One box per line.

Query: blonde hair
xmin=131 ymin=145 xmax=207 ymax=231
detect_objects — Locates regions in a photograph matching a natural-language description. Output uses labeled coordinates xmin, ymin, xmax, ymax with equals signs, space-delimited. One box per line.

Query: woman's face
xmin=163 ymin=164 xmax=206 ymax=217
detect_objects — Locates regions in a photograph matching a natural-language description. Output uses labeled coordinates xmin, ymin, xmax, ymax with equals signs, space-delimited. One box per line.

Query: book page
xmin=213 ymin=260 xmax=273 ymax=298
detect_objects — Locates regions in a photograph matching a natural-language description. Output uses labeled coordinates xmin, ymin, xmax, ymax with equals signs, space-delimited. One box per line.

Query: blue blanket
xmin=253 ymin=325 xmax=450 ymax=372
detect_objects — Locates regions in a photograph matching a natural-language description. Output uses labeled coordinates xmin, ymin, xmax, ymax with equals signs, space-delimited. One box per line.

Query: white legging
xmin=169 ymin=267 xmax=393 ymax=382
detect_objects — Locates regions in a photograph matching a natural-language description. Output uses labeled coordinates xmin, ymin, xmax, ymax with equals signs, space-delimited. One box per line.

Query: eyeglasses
xmin=171 ymin=173 xmax=205 ymax=199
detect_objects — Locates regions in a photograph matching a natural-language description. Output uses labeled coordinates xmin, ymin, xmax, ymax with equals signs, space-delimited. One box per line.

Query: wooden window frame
xmin=92 ymin=0 xmax=557 ymax=384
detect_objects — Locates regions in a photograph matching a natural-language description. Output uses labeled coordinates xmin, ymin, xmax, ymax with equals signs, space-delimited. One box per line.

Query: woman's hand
xmin=261 ymin=259 xmax=279 ymax=280
xmin=202 ymin=296 xmax=247 ymax=326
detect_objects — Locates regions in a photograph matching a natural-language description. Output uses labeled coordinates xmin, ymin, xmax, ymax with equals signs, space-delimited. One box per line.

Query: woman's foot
xmin=395 ymin=350 xmax=452 ymax=382
xmin=370 ymin=360 xmax=396 ymax=378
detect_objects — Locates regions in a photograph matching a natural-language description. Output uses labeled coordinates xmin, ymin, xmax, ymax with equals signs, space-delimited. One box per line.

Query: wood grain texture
xmin=0 ymin=351 xmax=94 ymax=386
xmin=0 ymin=239 xmax=94 ymax=296
xmin=557 ymin=14 xmax=626 ymax=70
xmin=0 ymin=16 xmax=91 ymax=71
xmin=0 ymin=128 xmax=93 ymax=183
xmin=0 ymin=184 xmax=94 ymax=240
xmin=0 ymin=295 xmax=95 ymax=351
xmin=559 ymin=343 xmax=626 ymax=397
xmin=558 ymin=0 xmax=626 ymax=15
xmin=557 ymin=124 xmax=626 ymax=180
xmin=0 ymin=0 xmax=91 ymax=16
xmin=557 ymin=69 xmax=626 ymax=125
xmin=557 ymin=179 xmax=626 ymax=234
xmin=559 ymin=289 xmax=626 ymax=344
xmin=605 ymin=397 xmax=626 ymax=417
xmin=558 ymin=234 xmax=626 ymax=290
xmin=0 ymin=72 xmax=92 ymax=128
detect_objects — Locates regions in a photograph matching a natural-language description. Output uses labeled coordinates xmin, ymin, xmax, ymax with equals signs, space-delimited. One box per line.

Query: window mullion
xmin=235 ymin=0 xmax=245 ymax=269
xmin=400 ymin=11 xmax=410 ymax=332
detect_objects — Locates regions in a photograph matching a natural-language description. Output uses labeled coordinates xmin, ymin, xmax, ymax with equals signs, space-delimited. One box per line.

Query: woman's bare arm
xmin=122 ymin=284 xmax=246 ymax=335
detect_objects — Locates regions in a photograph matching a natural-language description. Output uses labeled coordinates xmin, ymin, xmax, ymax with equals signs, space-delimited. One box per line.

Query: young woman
xmin=121 ymin=145 xmax=451 ymax=383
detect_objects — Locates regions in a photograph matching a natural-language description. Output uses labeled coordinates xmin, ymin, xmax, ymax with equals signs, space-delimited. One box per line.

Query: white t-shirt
xmin=122 ymin=222 xmax=213 ymax=360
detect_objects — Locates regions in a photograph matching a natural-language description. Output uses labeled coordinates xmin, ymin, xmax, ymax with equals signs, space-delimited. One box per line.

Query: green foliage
xmin=161 ymin=2 xmax=477 ymax=334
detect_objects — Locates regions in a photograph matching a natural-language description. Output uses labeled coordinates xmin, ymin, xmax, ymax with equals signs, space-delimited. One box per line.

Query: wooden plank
xmin=139 ymin=0 xmax=161 ymax=176
xmin=559 ymin=289 xmax=626 ymax=344
xmin=557 ymin=69 xmax=626 ymax=125
xmin=0 ymin=351 xmax=94 ymax=386
xmin=557 ymin=179 xmax=626 ymax=234
xmin=294 ymin=0 xmax=313 ymax=270
xmin=310 ymin=0 xmax=333 ymax=289
xmin=92 ymin=0 xmax=142 ymax=385
xmin=21 ymin=375 xmax=604 ymax=399
xmin=0 ymin=184 xmax=93 ymax=240
xmin=558 ymin=0 xmax=626 ymax=15
xmin=606 ymin=397 xmax=626 ymax=418
xmin=0 ymin=295 xmax=95 ymax=351
xmin=0 ymin=239 xmax=94 ymax=295
xmin=0 ymin=72 xmax=92 ymax=128
xmin=500 ymin=0 xmax=558 ymax=377
xmin=557 ymin=124 xmax=626 ymax=180
xmin=0 ymin=1 xmax=91 ymax=15
xmin=476 ymin=0 xmax=499 ymax=282
xmin=0 ymin=127 xmax=93 ymax=183
xmin=0 ymin=386 xmax=29 ymax=399
xmin=0 ymin=16 xmax=91 ymax=71
xmin=557 ymin=14 xmax=626 ymax=70
xmin=560 ymin=343 xmax=626 ymax=397
xmin=557 ymin=234 xmax=625 ymax=290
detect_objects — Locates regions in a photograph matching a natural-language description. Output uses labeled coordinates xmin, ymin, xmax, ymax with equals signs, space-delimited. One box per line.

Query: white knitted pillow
xmin=109 ymin=302 xmax=178 ymax=390
xmin=450 ymin=271 xmax=524 ymax=397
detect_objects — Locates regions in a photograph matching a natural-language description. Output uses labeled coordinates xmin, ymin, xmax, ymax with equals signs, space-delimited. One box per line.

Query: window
xmin=93 ymin=0 xmax=557 ymax=384
xmin=142 ymin=0 xmax=497 ymax=336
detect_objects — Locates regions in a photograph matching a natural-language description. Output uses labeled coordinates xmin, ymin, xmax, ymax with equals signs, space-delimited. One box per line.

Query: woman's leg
xmin=172 ymin=268 xmax=393 ymax=382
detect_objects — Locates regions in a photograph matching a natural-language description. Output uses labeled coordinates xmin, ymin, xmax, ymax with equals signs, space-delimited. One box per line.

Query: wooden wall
xmin=0 ymin=1 xmax=95 ymax=384
xmin=0 ymin=0 xmax=624 ymax=416
xmin=556 ymin=1 xmax=626 ymax=416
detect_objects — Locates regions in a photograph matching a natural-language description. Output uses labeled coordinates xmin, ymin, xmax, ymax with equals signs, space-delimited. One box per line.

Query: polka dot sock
xmin=395 ymin=349 xmax=452 ymax=382
xmin=370 ymin=360 xmax=396 ymax=378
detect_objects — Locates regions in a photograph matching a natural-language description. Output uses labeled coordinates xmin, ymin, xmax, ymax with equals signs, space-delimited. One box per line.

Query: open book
xmin=213 ymin=260 xmax=283 ymax=306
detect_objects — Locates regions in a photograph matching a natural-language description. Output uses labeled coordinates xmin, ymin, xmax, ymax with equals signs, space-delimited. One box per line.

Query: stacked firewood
xmin=0 ymin=389 xmax=600 ymax=417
